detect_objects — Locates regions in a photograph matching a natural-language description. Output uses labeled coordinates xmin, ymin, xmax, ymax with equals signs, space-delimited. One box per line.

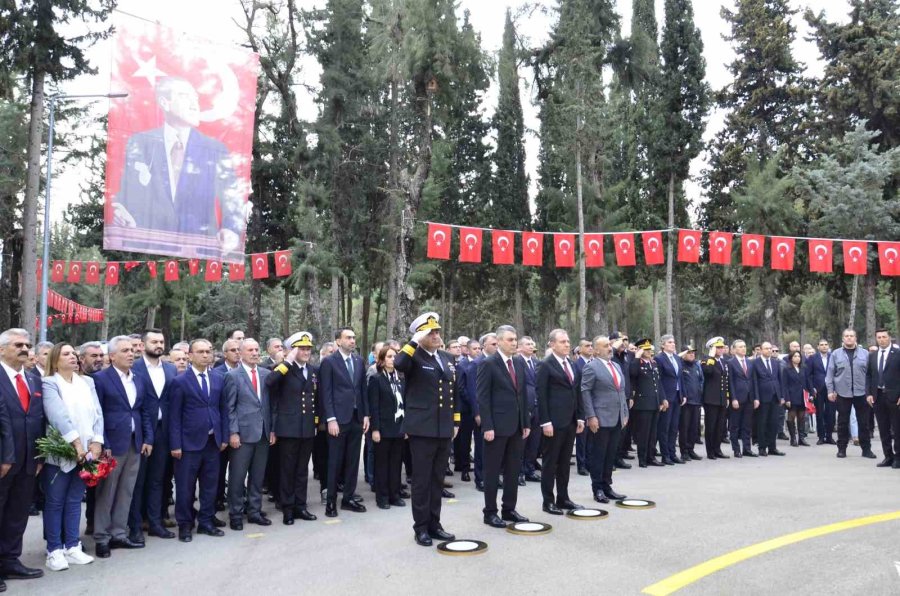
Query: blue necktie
xmin=199 ymin=372 xmax=209 ymax=397
xmin=346 ymin=357 xmax=354 ymax=379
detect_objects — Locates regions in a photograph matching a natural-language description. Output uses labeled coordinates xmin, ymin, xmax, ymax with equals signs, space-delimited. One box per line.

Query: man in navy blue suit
xmin=169 ymin=339 xmax=229 ymax=542
xmin=452 ymin=338 xmax=481 ymax=482
xmin=129 ymin=329 xmax=178 ymax=541
xmin=728 ymin=340 xmax=757 ymax=457
xmin=655 ymin=335 xmax=685 ymax=465
xmin=458 ymin=334 xmax=494 ymax=490
xmin=0 ymin=329 xmax=43 ymax=585
xmin=752 ymin=342 xmax=785 ymax=457
xmin=92 ymin=336 xmax=155 ymax=558
xmin=518 ymin=336 xmax=542 ymax=484
xmin=573 ymin=339 xmax=593 ymax=475
xmin=320 ymin=327 xmax=369 ymax=517
xmin=807 ymin=339 xmax=834 ymax=445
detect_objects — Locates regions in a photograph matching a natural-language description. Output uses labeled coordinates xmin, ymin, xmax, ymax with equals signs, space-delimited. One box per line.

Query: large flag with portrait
xmin=104 ymin=20 xmax=259 ymax=262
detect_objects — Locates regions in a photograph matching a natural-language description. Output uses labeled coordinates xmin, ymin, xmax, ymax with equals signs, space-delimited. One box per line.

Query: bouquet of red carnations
xmin=35 ymin=426 xmax=117 ymax=486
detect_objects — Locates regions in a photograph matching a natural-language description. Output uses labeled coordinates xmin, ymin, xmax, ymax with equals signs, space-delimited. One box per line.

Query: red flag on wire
xmin=877 ymin=242 xmax=900 ymax=276
xmin=274 ymin=250 xmax=292 ymax=277
xmin=708 ymin=232 xmax=733 ymax=265
xmin=458 ymin=227 xmax=483 ymax=263
xmin=843 ymin=241 xmax=867 ymax=275
xmin=205 ymin=260 xmax=222 ymax=282
xmin=584 ymin=234 xmax=604 ymax=268
xmin=522 ymin=232 xmax=543 ymax=267
xmin=164 ymin=260 xmax=179 ymax=281
xmin=613 ymin=233 xmax=636 ymax=267
xmin=251 ymin=253 xmax=269 ymax=279
xmin=642 ymin=232 xmax=664 ymax=266
xmin=229 ymin=262 xmax=246 ymax=281
xmin=85 ymin=262 xmax=101 ymax=284
xmin=677 ymin=230 xmax=701 ymax=263
xmin=67 ymin=262 xmax=82 ymax=283
xmin=492 ymin=230 xmax=515 ymax=265
xmin=770 ymin=237 xmax=795 ymax=271
xmin=426 ymin=223 xmax=451 ymax=260
xmin=741 ymin=234 xmax=765 ymax=268
xmin=105 ymin=262 xmax=120 ymax=286
xmin=554 ymin=233 xmax=575 ymax=268
xmin=51 ymin=261 xmax=65 ymax=283
xmin=808 ymin=239 xmax=833 ymax=273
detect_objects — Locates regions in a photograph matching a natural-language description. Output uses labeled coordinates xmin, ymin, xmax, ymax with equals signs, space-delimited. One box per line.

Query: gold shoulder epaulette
xmin=453 ymin=412 xmax=461 ymax=423
xmin=401 ymin=344 xmax=415 ymax=357
xmin=706 ymin=359 xmax=716 ymax=366
xmin=274 ymin=363 xmax=289 ymax=375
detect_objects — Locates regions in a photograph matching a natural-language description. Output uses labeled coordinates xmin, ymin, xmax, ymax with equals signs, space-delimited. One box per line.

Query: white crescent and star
xmin=714 ymin=237 xmax=727 ymax=252
xmin=559 ymin=239 xmax=571 ymax=254
xmin=747 ymin=239 xmax=760 ymax=255
xmin=776 ymin=242 xmax=790 ymax=256
xmin=433 ymin=230 xmax=446 ymax=246
xmin=588 ymin=239 xmax=600 ymax=254
xmin=255 ymin=257 xmax=265 ymax=270
xmin=884 ymin=247 xmax=898 ymax=264
xmin=849 ymin=246 xmax=862 ymax=261
xmin=465 ymin=234 xmax=478 ymax=249
xmin=131 ymin=54 xmax=240 ymax=122
xmin=497 ymin=236 xmax=509 ymax=251
xmin=647 ymin=237 xmax=660 ymax=252
xmin=814 ymin=244 xmax=829 ymax=260
xmin=527 ymin=238 xmax=539 ymax=253
xmin=619 ymin=239 xmax=631 ymax=253
xmin=683 ymin=235 xmax=696 ymax=250
xmin=278 ymin=255 xmax=288 ymax=266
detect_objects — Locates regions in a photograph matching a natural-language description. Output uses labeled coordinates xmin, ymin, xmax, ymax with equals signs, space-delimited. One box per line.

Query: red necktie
xmin=562 ymin=359 xmax=574 ymax=384
xmin=606 ymin=361 xmax=620 ymax=390
xmin=506 ymin=358 xmax=518 ymax=389
xmin=250 ymin=367 xmax=259 ymax=396
xmin=15 ymin=374 xmax=30 ymax=411
xmin=741 ymin=358 xmax=747 ymax=375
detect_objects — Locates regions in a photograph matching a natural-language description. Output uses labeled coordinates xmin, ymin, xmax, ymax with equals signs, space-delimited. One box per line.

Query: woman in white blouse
xmin=41 ymin=343 xmax=104 ymax=571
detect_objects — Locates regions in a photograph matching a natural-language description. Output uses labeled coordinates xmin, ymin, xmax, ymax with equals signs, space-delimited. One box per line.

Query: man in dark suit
xmin=224 ymin=339 xmax=273 ymax=530
xmin=572 ymin=340 xmax=592 ymax=476
xmin=655 ymin=335 xmax=684 ymax=465
xmin=129 ymin=329 xmax=178 ymax=541
xmin=518 ymin=336 xmax=541 ymax=484
xmin=752 ymin=342 xmax=785 ymax=456
xmin=394 ymin=313 xmax=460 ymax=546
xmin=867 ymin=329 xmax=900 ymax=468
xmin=808 ymin=339 xmax=834 ymax=445
xmin=169 ymin=339 xmax=229 ymax=542
xmin=728 ymin=340 xmax=757 ymax=457
xmin=458 ymin=334 xmax=495 ymax=490
xmin=267 ymin=332 xmax=319 ymax=524
xmin=701 ymin=337 xmax=731 ymax=460
xmin=0 ymin=329 xmax=43 ymax=584
xmin=320 ymin=327 xmax=369 ymax=517
xmin=611 ymin=333 xmax=635 ymax=468
xmin=477 ymin=325 xmax=531 ymax=528
xmin=453 ymin=339 xmax=480 ymax=482
xmin=536 ymin=329 xmax=584 ymax=514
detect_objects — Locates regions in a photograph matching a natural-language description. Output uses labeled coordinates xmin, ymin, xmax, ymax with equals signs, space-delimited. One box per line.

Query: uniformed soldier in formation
xmin=629 ymin=339 xmax=667 ymax=467
xmin=702 ymin=337 xmax=731 ymax=460
xmin=678 ymin=345 xmax=704 ymax=461
xmin=393 ymin=313 xmax=461 ymax=547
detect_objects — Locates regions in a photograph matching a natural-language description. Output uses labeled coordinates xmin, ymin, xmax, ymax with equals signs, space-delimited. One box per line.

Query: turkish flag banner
xmin=770 ymin=236 xmax=795 ymax=271
xmin=677 ymin=230 xmax=701 ymax=263
xmin=67 ymin=262 xmax=82 ymax=283
xmin=522 ymin=232 xmax=544 ymax=267
xmin=426 ymin=223 xmax=451 ymax=260
xmin=808 ymin=239 xmax=833 ymax=273
xmin=147 ymin=261 xmax=158 ymax=278
xmin=584 ymin=234 xmax=604 ymax=268
xmin=878 ymin=242 xmax=900 ymax=276
xmin=125 ymin=261 xmax=140 ymax=271
xmin=51 ymin=261 xmax=65 ymax=283
xmin=205 ymin=260 xmax=222 ymax=282
xmin=229 ymin=262 xmax=246 ymax=281
xmin=85 ymin=262 xmax=101 ymax=284
xmin=188 ymin=259 xmax=200 ymax=276
xmin=164 ymin=260 xmax=180 ymax=281
xmin=741 ymin=234 xmax=765 ymax=268
xmin=843 ymin=241 xmax=867 ymax=275
xmin=554 ymin=233 xmax=576 ymax=268
xmin=274 ymin=250 xmax=292 ymax=277
xmin=458 ymin=227 xmax=483 ymax=263
xmin=103 ymin=20 xmax=259 ymax=263
xmin=492 ymin=230 xmax=515 ymax=265
xmin=708 ymin=232 xmax=733 ymax=265
xmin=642 ymin=231 xmax=664 ymax=266
xmin=613 ymin=233 xmax=636 ymax=267
xmin=105 ymin=262 xmax=120 ymax=286
xmin=251 ymin=253 xmax=269 ymax=279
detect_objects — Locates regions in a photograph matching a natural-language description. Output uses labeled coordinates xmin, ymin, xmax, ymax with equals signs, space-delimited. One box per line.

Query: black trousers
xmin=836 ymin=396 xmax=871 ymax=450
xmin=326 ymin=418 xmax=362 ymax=503
xmin=266 ymin=441 xmax=281 ymax=500
xmin=522 ymin=411 xmax=542 ymax=474
xmin=279 ymin=437 xmax=314 ymax=508
xmin=814 ymin=390 xmax=835 ymax=440
xmin=886 ymin=396 xmax=900 ymax=459
xmin=704 ymin=404 xmax=727 ymax=457
xmin=453 ymin=413 xmax=475 ymax=471
xmin=874 ymin=390 xmax=895 ymax=459
xmin=0 ymin=466 xmax=35 ymax=564
xmin=729 ymin=401 xmax=753 ymax=453
xmin=631 ymin=410 xmax=658 ymax=464
xmin=482 ymin=432 xmax=524 ymax=516
xmin=408 ymin=436 xmax=450 ymax=534
xmin=756 ymin=400 xmax=780 ymax=453
xmin=312 ymin=428 xmax=329 ymax=492
xmin=216 ymin=448 xmax=229 ymax=503
xmin=588 ymin=422 xmax=621 ymax=491
xmin=540 ymin=423 xmax=576 ymax=505
xmin=373 ymin=437 xmax=403 ymax=502
xmin=575 ymin=432 xmax=586 ymax=469
xmin=679 ymin=404 xmax=701 ymax=452
xmin=617 ymin=422 xmax=633 ymax=458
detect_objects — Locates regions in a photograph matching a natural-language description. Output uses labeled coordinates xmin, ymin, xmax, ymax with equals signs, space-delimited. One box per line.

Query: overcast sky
xmin=54 ymin=0 xmax=851 ymax=225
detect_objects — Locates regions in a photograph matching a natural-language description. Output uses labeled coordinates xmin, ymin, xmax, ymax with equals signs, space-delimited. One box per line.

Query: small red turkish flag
xmin=147 ymin=262 xmax=158 ymax=278
xmin=642 ymin=232 xmax=664 ymax=266
xmin=125 ymin=261 xmax=140 ymax=271
xmin=164 ymin=260 xmax=180 ymax=281
xmin=554 ymin=233 xmax=575 ymax=268
xmin=66 ymin=261 xmax=82 ymax=283
xmin=251 ymin=253 xmax=269 ymax=279
xmin=229 ymin=262 xmax=246 ymax=281
xmin=808 ymin=239 xmax=833 ymax=273
xmin=458 ymin=227 xmax=483 ymax=263
xmin=492 ymin=230 xmax=515 ymax=265
xmin=274 ymin=250 xmax=292 ymax=277
xmin=85 ymin=262 xmax=101 ymax=284
xmin=843 ymin=241 xmax=867 ymax=275
xmin=878 ymin=242 xmax=900 ymax=276
xmin=105 ymin=262 xmax=120 ymax=286
xmin=770 ymin=237 xmax=795 ymax=271
xmin=613 ymin=233 xmax=636 ymax=267
xmin=741 ymin=234 xmax=765 ymax=268
xmin=708 ymin=232 xmax=733 ymax=265
xmin=51 ymin=260 xmax=64 ymax=283
xmin=426 ymin=223 xmax=451 ymax=260
xmin=677 ymin=230 xmax=701 ymax=263
xmin=36 ymin=259 xmax=42 ymax=290
xmin=188 ymin=259 xmax=200 ymax=276
xmin=205 ymin=260 xmax=222 ymax=282
xmin=584 ymin=234 xmax=604 ymax=268
xmin=522 ymin=232 xmax=543 ymax=267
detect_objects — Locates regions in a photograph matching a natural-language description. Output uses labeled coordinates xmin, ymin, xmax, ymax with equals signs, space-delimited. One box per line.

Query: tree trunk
xmin=652 ymin=281 xmax=661 ymax=342
xmin=345 ymin=275 xmax=353 ymax=324
xmin=283 ymin=286 xmax=290 ymax=338
xmin=848 ymin=275 xmax=859 ymax=330
xmin=361 ymin=291 xmax=371 ymax=357
xmin=20 ymin=69 xmax=46 ymax=330
xmin=674 ymin=288 xmax=683 ymax=347
xmin=373 ymin=283 xmax=384 ymax=345
xmin=0 ymin=232 xmax=23 ymax=330
xmin=865 ymin=271 xmax=876 ymax=345
xmin=619 ymin=293 xmax=628 ymax=336
xmin=385 ymin=265 xmax=397 ymax=340
xmin=447 ymin=268 xmax=456 ymax=338
xmin=249 ymin=278 xmax=261 ymax=338
xmin=664 ymin=172 xmax=675 ymax=336
xmin=575 ymin=136 xmax=587 ymax=339
xmin=330 ymin=272 xmax=340 ymax=329
xmin=308 ymin=269 xmax=327 ymax=340
xmin=514 ymin=276 xmax=524 ymax=334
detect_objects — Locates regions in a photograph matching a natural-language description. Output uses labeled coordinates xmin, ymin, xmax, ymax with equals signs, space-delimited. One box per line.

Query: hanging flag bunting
xmin=188 ymin=259 xmax=200 ymax=276
xmin=125 ymin=261 xmax=141 ymax=271
xmin=554 ymin=233 xmax=576 ymax=268
xmin=878 ymin=242 xmax=900 ymax=277
xmin=426 ymin=223 xmax=451 ymax=260
xmin=808 ymin=239 xmax=833 ymax=273
xmin=458 ymin=227 xmax=483 ymax=263
xmin=147 ymin=261 xmax=158 ymax=278
xmin=492 ymin=230 xmax=515 ymax=265
xmin=67 ymin=261 xmax=83 ymax=283
xmin=843 ymin=241 xmax=867 ymax=275
xmin=613 ymin=233 xmax=636 ymax=267
xmin=274 ymin=250 xmax=292 ymax=277
xmin=85 ymin=262 xmax=101 ymax=284
xmin=770 ymin=237 xmax=795 ymax=271
xmin=205 ymin=260 xmax=223 ymax=282
xmin=164 ymin=260 xmax=180 ymax=282
xmin=36 ymin=259 xmax=43 ymax=290
xmin=105 ymin=262 xmax=120 ymax=286
xmin=677 ymin=230 xmax=701 ymax=263
xmin=707 ymin=232 xmax=732 ymax=265
xmin=229 ymin=262 xmax=246 ymax=281
xmin=741 ymin=234 xmax=765 ymax=268
xmin=522 ymin=232 xmax=543 ymax=267
xmin=251 ymin=253 xmax=269 ymax=279
xmin=642 ymin=231 xmax=664 ymax=266
xmin=584 ymin=234 xmax=604 ymax=268
xmin=51 ymin=261 xmax=65 ymax=283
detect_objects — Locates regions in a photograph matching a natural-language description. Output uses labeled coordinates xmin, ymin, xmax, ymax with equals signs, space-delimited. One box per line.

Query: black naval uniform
xmin=629 ymin=357 xmax=665 ymax=466
xmin=394 ymin=340 xmax=461 ymax=535
xmin=702 ymin=356 xmax=731 ymax=459
xmin=266 ymin=361 xmax=319 ymax=512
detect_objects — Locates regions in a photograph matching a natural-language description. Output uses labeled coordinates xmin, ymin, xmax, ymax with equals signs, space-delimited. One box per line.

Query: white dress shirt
xmin=143 ymin=356 xmax=166 ymax=421
xmin=116 ymin=366 xmax=137 ymax=432
xmin=1 ymin=361 xmax=27 ymax=393
xmin=241 ymin=362 xmax=261 ymax=400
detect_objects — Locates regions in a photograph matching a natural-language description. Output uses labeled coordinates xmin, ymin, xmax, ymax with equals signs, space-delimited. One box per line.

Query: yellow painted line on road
xmin=324 ymin=519 xmax=342 ymax=525
xmin=245 ymin=533 xmax=265 ymax=539
xmin=642 ymin=510 xmax=900 ymax=596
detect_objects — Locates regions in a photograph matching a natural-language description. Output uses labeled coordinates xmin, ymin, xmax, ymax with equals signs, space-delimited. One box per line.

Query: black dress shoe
xmin=377 ymin=500 xmax=390 ymax=510
xmin=861 ymin=450 xmax=877 ymax=459
xmin=593 ymin=490 xmax=609 ymax=504
xmin=398 ymin=489 xmax=411 ymax=499
xmin=283 ymin=512 xmax=295 ymax=525
xmin=777 ymin=432 xmax=789 ymax=440
xmin=230 ymin=519 xmax=243 ymax=531
xmin=557 ymin=499 xmax=581 ymax=510
xmin=212 ymin=517 xmax=227 ymax=528
xmin=604 ymin=488 xmax=626 ymax=500
xmin=461 ymin=472 xmax=471 ymax=482
xmin=128 ymin=531 xmax=145 ymax=544
xmin=825 ymin=438 xmax=837 ymax=445
xmin=672 ymin=456 xmax=686 ymax=464
xmin=475 ymin=480 xmax=484 ymax=492
xmin=543 ymin=503 xmax=564 ymax=515
xmin=483 ymin=514 xmax=507 ymax=528
xmin=215 ymin=500 xmax=226 ymax=512
xmin=196 ymin=525 xmax=225 ymax=537
xmin=816 ymin=438 xmax=825 ymax=445
xmin=95 ymin=543 xmax=111 ymax=558
xmin=714 ymin=452 xmax=730 ymax=459
xmin=577 ymin=467 xmax=588 ymax=476
xmin=441 ymin=489 xmax=455 ymax=498
xmin=639 ymin=462 xmax=648 ymax=468
xmin=662 ymin=458 xmax=675 ymax=466
xmin=733 ymin=451 xmax=743 ymax=458
xmin=389 ymin=498 xmax=406 ymax=507
xmin=148 ymin=526 xmax=175 ymax=539
xmin=428 ymin=526 xmax=455 ymax=541
xmin=893 ymin=461 xmax=900 ymax=469
xmin=248 ymin=514 xmax=272 ymax=526
xmin=524 ymin=472 xmax=541 ymax=482
xmin=295 ymin=507 xmax=317 ymax=520
xmin=647 ymin=459 xmax=664 ymax=467
xmin=688 ymin=451 xmax=703 ymax=460
xmin=837 ymin=448 xmax=847 ymax=458
xmin=758 ymin=451 xmax=768 ymax=457
xmin=110 ymin=537 xmax=144 ymax=549
xmin=350 ymin=493 xmax=365 ymax=503
xmin=877 ymin=458 xmax=895 ymax=467
xmin=341 ymin=500 xmax=367 ymax=513
xmin=325 ymin=500 xmax=338 ymax=517
xmin=769 ymin=449 xmax=785 ymax=456
xmin=27 ymin=504 xmax=39 ymax=517
xmin=501 ymin=510 xmax=529 ymax=523
xmin=517 ymin=475 xmax=526 ymax=486
xmin=415 ymin=531 xmax=433 ymax=546
xmin=615 ymin=459 xmax=632 ymax=469
xmin=743 ymin=451 xmax=758 ymax=457
xmin=445 ymin=467 xmax=453 ymax=477
xmin=178 ymin=526 xmax=192 ymax=542
xmin=798 ymin=438 xmax=810 ymax=446
xmin=623 ymin=454 xmax=635 ymax=460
